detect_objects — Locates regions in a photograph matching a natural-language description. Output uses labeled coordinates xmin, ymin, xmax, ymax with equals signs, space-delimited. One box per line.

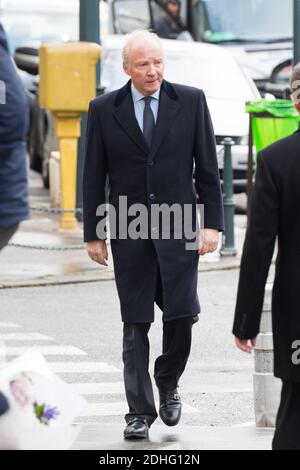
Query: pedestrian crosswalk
xmin=0 ymin=321 xmax=201 ymax=422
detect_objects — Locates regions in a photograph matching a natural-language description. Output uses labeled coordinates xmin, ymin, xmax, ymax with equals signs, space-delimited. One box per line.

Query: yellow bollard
xmin=55 ymin=113 xmax=81 ymax=230
xmin=39 ymin=42 xmax=101 ymax=231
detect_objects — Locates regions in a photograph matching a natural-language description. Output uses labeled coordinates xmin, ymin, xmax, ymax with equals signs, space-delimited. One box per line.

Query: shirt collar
xmin=131 ymin=83 xmax=160 ymax=103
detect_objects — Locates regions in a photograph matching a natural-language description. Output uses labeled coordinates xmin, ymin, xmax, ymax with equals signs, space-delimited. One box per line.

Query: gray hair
xmin=122 ymin=30 xmax=163 ymax=63
xmin=290 ymin=62 xmax=300 ymax=104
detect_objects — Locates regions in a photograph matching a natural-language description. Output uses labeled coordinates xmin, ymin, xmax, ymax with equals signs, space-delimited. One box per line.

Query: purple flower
xmin=34 ymin=402 xmax=60 ymax=425
xmin=43 ymin=405 xmax=60 ymax=422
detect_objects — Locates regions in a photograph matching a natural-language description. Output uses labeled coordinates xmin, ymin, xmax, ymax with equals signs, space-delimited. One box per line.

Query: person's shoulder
xmin=154 ymin=16 xmax=168 ymax=27
xmin=89 ymin=89 xmax=120 ymax=110
xmin=0 ymin=23 xmax=10 ymax=53
xmin=164 ymin=82 xmax=205 ymax=109
xmin=260 ymin=130 xmax=300 ymax=173
xmin=261 ymin=131 xmax=300 ymax=160
xmin=168 ymin=81 xmax=204 ymax=98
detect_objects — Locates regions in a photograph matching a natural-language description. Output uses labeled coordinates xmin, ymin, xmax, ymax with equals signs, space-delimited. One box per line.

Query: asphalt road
xmin=0 ymin=266 xmax=275 ymax=427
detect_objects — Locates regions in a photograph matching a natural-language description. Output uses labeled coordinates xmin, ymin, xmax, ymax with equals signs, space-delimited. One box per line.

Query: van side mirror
xmin=14 ymin=46 xmax=39 ymax=76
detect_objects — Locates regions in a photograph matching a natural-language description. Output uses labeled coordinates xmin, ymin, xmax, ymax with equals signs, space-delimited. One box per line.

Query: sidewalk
xmin=72 ymin=423 xmax=273 ymax=451
xmin=0 ymin=170 xmax=247 ymax=288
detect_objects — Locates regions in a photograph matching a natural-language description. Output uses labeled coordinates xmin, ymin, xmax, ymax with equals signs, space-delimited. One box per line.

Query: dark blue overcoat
xmin=0 ymin=23 xmax=29 ymax=229
xmin=83 ymin=80 xmax=224 ymax=323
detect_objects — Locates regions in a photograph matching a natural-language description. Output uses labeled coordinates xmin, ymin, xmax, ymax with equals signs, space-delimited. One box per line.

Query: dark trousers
xmin=0 ymin=224 xmax=19 ymax=251
xmin=122 ymin=315 xmax=197 ymax=426
xmin=272 ymin=381 xmax=300 ymax=450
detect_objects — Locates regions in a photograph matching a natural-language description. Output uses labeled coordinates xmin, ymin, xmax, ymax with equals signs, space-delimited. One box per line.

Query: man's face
xmin=166 ymin=1 xmax=180 ymax=16
xmin=123 ymin=43 xmax=164 ymax=96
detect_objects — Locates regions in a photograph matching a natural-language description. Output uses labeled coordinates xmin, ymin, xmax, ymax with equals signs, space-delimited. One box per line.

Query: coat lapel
xmin=113 ymin=80 xmax=148 ymax=155
xmin=113 ymin=79 xmax=180 ymax=157
xmin=150 ymin=80 xmax=180 ymax=159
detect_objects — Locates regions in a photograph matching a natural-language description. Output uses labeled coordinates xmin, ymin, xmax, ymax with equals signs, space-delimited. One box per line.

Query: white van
xmin=108 ymin=0 xmax=293 ymax=94
xmin=101 ymin=34 xmax=261 ymax=192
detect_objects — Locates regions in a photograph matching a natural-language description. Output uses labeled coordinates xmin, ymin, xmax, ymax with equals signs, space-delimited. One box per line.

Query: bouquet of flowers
xmin=0 ymin=351 xmax=87 ymax=450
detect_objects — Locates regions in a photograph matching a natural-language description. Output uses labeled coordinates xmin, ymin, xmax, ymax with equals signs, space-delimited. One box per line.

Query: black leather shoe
xmin=124 ymin=418 xmax=149 ymax=439
xmin=158 ymin=388 xmax=182 ymax=426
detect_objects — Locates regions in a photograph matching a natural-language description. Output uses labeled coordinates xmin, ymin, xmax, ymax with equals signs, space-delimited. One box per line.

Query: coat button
xmin=149 ymin=193 xmax=155 ymax=200
xmin=148 ymin=160 xmax=154 ymax=166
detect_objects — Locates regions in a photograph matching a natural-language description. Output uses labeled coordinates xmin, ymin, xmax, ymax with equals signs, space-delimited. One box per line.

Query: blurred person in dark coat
xmin=0 ymin=391 xmax=9 ymax=417
xmin=0 ymin=23 xmax=29 ymax=251
xmin=232 ymin=63 xmax=300 ymax=450
xmin=154 ymin=0 xmax=183 ymax=39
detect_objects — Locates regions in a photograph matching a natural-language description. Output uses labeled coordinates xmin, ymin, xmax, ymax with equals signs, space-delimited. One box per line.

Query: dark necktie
xmin=143 ymin=96 xmax=155 ymax=148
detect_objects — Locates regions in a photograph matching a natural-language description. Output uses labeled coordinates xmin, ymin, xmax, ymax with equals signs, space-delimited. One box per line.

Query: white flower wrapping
xmin=0 ymin=351 xmax=87 ymax=450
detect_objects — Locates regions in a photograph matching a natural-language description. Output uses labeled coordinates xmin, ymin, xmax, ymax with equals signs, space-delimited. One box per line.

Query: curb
xmin=0 ymin=263 xmax=242 ymax=289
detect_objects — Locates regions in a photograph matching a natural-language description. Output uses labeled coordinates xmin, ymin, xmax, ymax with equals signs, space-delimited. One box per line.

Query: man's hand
xmin=235 ymin=337 xmax=257 ymax=354
xmin=198 ymin=229 xmax=219 ymax=256
xmin=87 ymin=240 xmax=108 ymax=266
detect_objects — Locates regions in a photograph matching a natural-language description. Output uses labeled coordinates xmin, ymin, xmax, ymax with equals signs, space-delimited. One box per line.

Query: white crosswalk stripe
xmin=0 ymin=332 xmax=54 ymax=341
xmin=1 ymin=346 xmax=87 ymax=356
xmin=80 ymin=402 xmax=127 ymax=417
xmin=71 ymin=382 xmax=124 ymax=394
xmin=0 ymin=322 xmax=21 ymax=329
xmin=48 ymin=362 xmax=120 ymax=373
xmin=79 ymin=401 xmax=200 ymax=417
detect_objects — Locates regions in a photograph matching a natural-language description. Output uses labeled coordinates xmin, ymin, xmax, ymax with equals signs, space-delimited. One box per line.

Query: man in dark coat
xmin=154 ymin=0 xmax=183 ymax=40
xmin=83 ymin=30 xmax=224 ymax=439
xmin=0 ymin=23 xmax=29 ymax=250
xmin=233 ymin=63 xmax=300 ymax=450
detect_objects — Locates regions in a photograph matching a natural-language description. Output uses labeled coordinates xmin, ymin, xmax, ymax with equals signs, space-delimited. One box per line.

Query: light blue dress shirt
xmin=131 ymin=83 xmax=160 ymax=132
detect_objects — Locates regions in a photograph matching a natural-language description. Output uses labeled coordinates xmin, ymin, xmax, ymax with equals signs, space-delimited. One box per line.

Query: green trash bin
xmin=245 ymin=99 xmax=300 ymax=220
xmin=246 ymin=99 xmax=300 ymax=154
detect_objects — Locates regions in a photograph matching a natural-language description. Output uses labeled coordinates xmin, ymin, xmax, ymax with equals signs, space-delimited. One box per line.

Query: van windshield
xmin=195 ymin=0 xmax=293 ymax=43
xmin=0 ymin=10 xmax=78 ymax=52
xmin=0 ymin=0 xmax=108 ymax=53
